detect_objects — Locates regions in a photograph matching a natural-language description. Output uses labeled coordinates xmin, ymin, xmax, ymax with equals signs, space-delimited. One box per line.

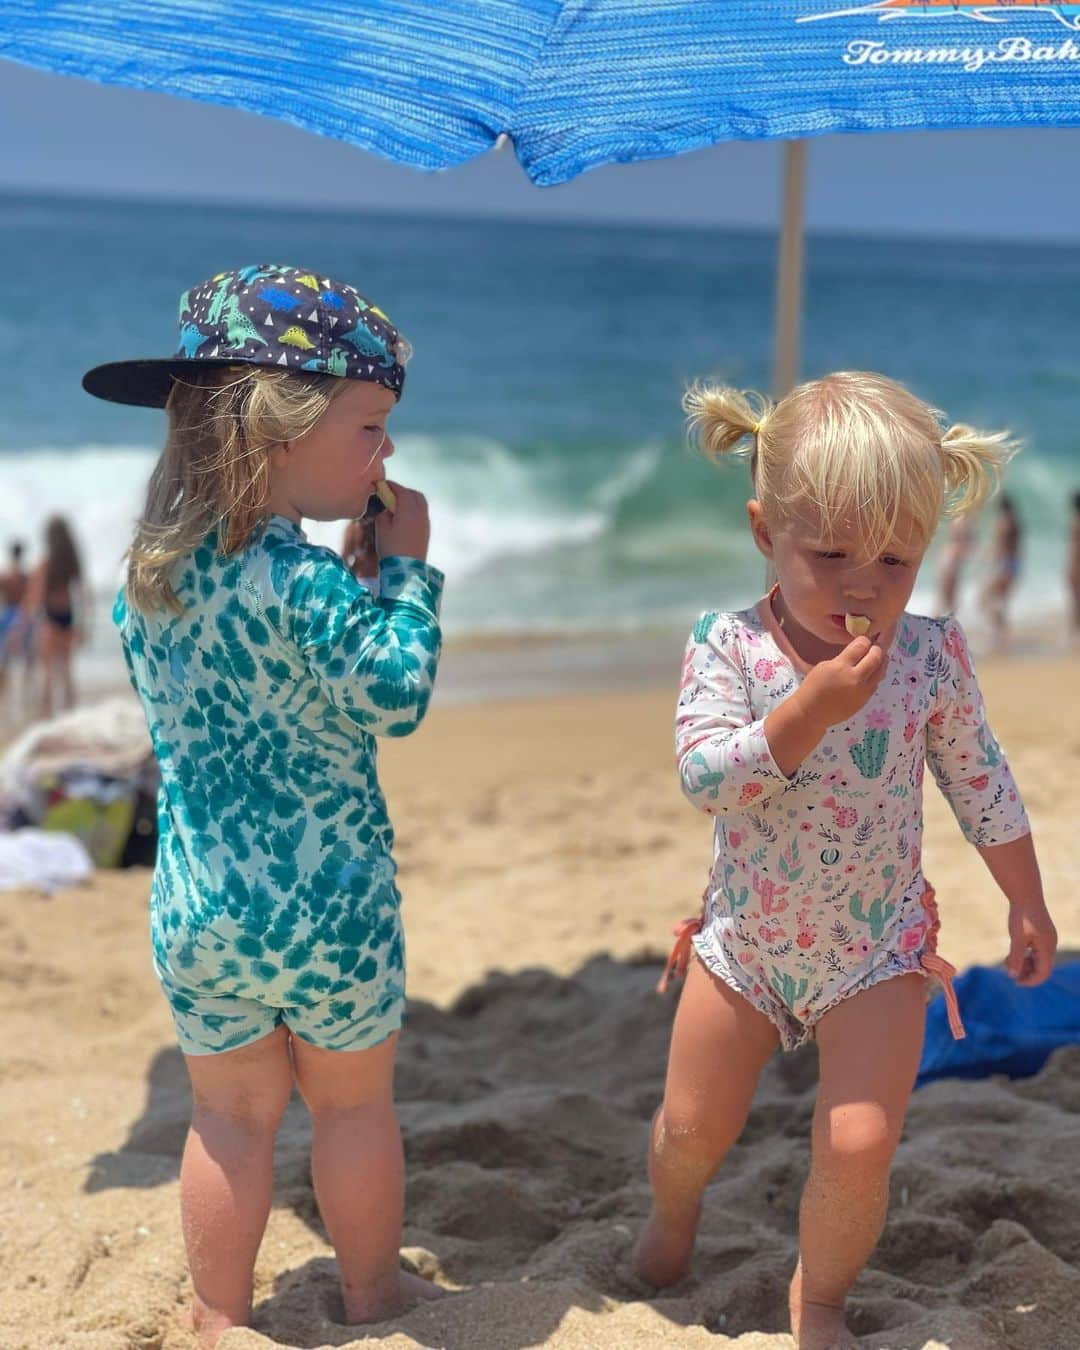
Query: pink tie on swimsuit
xmin=657 ymin=913 xmax=703 ymax=995
xmin=918 ymin=884 xmax=966 ymax=1040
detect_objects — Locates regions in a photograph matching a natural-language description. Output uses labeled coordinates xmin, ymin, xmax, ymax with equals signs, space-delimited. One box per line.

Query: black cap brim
xmin=82 ymin=358 xmax=247 ymax=408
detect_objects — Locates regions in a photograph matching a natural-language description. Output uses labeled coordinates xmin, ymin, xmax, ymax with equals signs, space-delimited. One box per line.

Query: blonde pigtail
xmin=940 ymin=423 xmax=1020 ymax=517
xmin=683 ymin=383 xmax=772 ymax=463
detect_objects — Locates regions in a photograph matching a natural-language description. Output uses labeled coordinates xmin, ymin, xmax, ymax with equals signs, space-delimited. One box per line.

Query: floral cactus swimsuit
xmin=670 ymin=591 xmax=1029 ymax=1050
xmin=116 ymin=515 xmax=443 ymax=1055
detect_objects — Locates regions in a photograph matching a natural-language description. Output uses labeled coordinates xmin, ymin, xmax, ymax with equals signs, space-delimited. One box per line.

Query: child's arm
xmin=927 ymin=617 xmax=1056 ymax=984
xmin=764 ymin=637 xmax=886 ymax=776
xmin=285 ymin=549 xmax=443 ymax=738
xmin=976 ymin=832 xmax=1057 ymax=985
xmin=676 ymin=615 xmax=795 ymax=813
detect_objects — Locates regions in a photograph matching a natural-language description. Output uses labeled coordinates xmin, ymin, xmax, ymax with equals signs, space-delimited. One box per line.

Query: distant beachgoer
xmin=981 ymin=494 xmax=1021 ymax=650
xmin=0 ymin=540 xmax=29 ymax=695
xmin=1068 ymin=493 xmax=1080 ymax=637
xmin=17 ymin=518 xmax=86 ymax=719
xmin=84 ymin=264 xmax=444 ymax=1348
xmin=342 ymin=514 xmax=381 ymax=594
xmin=936 ymin=511 xmax=975 ymax=616
xmin=637 ymin=372 xmax=1056 ymax=1350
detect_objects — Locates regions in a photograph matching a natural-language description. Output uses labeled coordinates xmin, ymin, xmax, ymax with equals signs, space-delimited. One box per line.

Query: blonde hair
xmin=126 ymin=365 xmax=347 ymax=612
xmin=683 ymin=370 xmax=1018 ymax=557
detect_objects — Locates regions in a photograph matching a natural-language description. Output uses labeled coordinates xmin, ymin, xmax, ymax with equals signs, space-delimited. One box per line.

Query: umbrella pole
xmin=766 ymin=140 xmax=808 ymax=595
xmin=773 ymin=139 xmax=807 ymax=400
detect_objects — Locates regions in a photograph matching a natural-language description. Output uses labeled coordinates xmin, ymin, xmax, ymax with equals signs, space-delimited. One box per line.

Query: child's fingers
xmin=854 ymin=642 xmax=886 ymax=682
xmin=836 ymin=635 xmax=871 ymax=666
xmin=1021 ymin=929 xmax=1055 ymax=986
xmin=1008 ymin=920 xmax=1056 ymax=986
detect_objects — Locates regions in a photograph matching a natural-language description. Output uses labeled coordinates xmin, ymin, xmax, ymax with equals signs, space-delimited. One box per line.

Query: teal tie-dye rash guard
xmin=114 ymin=515 xmax=443 ymax=1033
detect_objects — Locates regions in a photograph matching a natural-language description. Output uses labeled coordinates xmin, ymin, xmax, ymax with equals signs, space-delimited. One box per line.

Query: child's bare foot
xmin=189 ymin=1296 xmax=247 ymax=1349
xmin=632 ymin=1203 xmax=701 ymax=1288
xmin=789 ymin=1263 xmax=857 ymax=1349
xmin=343 ymin=1270 xmax=447 ymax=1324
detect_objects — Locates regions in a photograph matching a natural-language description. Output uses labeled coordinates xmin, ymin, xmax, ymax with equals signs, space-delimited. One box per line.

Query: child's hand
xmin=1005 ymin=897 xmax=1057 ymax=986
xmin=375 ymin=482 xmax=430 ymax=563
xmin=794 ymin=636 xmax=888 ymax=732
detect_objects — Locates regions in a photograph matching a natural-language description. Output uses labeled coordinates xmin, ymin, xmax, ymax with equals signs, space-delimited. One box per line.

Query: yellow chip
xmin=844 ymin=613 xmax=871 ymax=637
xmin=374 ymin=481 xmax=397 ymax=512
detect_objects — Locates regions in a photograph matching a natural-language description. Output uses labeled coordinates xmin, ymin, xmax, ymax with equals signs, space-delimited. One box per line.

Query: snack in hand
xmin=844 ymin=613 xmax=871 ymax=637
xmin=374 ymin=480 xmax=397 ymax=512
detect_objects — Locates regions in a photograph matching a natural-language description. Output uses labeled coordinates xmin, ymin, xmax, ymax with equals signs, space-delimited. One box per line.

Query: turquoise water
xmin=1 ymin=190 xmax=1077 ymax=686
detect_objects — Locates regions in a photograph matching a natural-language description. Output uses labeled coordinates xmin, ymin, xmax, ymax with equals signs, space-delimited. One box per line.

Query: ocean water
xmin=1 ymin=191 xmax=1077 ymax=690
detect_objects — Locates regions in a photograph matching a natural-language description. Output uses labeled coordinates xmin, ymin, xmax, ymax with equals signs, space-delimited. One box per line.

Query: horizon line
xmin=3 ymin=183 xmax=1079 ymax=251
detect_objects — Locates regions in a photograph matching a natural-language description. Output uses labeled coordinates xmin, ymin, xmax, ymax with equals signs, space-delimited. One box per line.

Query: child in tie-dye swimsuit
xmin=634 ymin=372 xmax=1058 ymax=1350
xmin=84 ymin=265 xmax=446 ymax=1347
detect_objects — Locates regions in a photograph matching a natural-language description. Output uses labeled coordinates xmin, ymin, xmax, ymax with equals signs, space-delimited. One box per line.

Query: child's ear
xmin=747 ymin=500 xmax=775 ymax=559
xmin=267 ymin=441 xmax=291 ymax=470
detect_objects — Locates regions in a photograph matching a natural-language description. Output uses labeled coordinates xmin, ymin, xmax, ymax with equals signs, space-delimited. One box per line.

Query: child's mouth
xmin=830 ymin=613 xmax=876 ymax=638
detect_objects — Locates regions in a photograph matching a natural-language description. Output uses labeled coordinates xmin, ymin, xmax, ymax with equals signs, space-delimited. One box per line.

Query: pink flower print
xmin=824 ymin=770 xmax=850 ymax=789
xmin=754 ymin=657 xmax=778 ymax=680
xmin=738 ymin=950 xmax=755 ymax=965
xmin=845 ymin=938 xmax=873 ymax=960
xmin=729 ymin=830 xmax=742 ymax=848
xmin=795 ymin=905 xmax=818 ymax=950
xmin=899 ymin=923 xmax=927 ymax=954
xmin=844 ymin=864 xmax=857 ymax=875
xmin=824 ymin=796 xmax=858 ymax=829
xmin=904 ymin=718 xmax=918 ymax=743
xmin=739 ymin=782 xmax=763 ymax=805
xmin=759 ymin=922 xmax=786 ymax=944
xmin=968 ymin=773 xmax=990 ymax=791
xmin=905 ymin=672 xmax=919 ymax=688
xmin=867 ymin=708 xmax=891 ymax=731
xmin=799 ymin=820 xmax=813 ymax=832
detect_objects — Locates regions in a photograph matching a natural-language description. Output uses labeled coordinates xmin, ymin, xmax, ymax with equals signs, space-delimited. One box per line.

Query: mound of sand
xmin=2 ymin=669 xmax=1078 ymax=1349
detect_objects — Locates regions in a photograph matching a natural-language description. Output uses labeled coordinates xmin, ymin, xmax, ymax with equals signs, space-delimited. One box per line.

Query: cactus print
xmin=676 ymin=596 xmax=1029 ymax=1050
xmin=115 ymin=514 xmax=443 ymax=1055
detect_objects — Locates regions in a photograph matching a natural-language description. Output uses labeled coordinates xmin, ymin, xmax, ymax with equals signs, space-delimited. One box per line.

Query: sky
xmin=1 ymin=57 xmax=1079 ymax=240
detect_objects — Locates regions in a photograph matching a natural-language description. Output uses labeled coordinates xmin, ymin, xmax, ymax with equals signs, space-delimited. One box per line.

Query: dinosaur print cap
xmin=82 ymin=263 xmax=407 ymax=408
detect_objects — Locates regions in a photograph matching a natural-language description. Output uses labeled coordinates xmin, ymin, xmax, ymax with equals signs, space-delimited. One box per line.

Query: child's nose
xmin=382 ymin=435 xmax=395 ymax=459
xmin=842 ymin=570 xmax=876 ymax=600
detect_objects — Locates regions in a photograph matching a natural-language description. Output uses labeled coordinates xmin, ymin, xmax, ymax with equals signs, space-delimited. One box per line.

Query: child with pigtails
xmin=636 ymin=371 xmax=1057 ymax=1350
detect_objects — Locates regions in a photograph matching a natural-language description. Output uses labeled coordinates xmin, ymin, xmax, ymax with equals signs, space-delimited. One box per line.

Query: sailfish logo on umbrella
xmin=799 ymin=2 xmax=1080 ymax=27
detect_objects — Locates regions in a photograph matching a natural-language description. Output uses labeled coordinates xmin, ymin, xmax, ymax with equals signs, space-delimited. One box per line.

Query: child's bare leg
xmin=791 ymin=972 xmax=925 ymax=1350
xmin=634 ymin=956 xmax=778 ymax=1287
xmin=181 ymin=1025 xmax=294 ymax=1348
xmin=290 ymin=1030 xmax=443 ymax=1323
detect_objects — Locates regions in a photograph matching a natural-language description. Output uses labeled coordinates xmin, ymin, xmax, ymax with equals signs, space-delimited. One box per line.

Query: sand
xmin=1 ymin=650 xmax=1078 ymax=1349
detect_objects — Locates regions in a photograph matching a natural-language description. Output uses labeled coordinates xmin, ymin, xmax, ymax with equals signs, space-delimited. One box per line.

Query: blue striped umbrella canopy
xmin=3 ymin=0 xmax=1080 ymax=384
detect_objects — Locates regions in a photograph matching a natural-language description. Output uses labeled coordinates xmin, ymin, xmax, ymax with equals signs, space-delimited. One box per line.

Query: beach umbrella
xmin=3 ymin=1 xmax=1080 ymax=392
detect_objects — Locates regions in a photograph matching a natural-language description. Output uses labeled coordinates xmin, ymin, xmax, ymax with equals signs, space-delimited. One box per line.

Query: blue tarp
xmin=917 ymin=962 xmax=1080 ymax=1088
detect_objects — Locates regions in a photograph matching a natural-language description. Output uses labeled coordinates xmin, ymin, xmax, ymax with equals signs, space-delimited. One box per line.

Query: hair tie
xmin=752 ymin=420 xmax=763 ymax=436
